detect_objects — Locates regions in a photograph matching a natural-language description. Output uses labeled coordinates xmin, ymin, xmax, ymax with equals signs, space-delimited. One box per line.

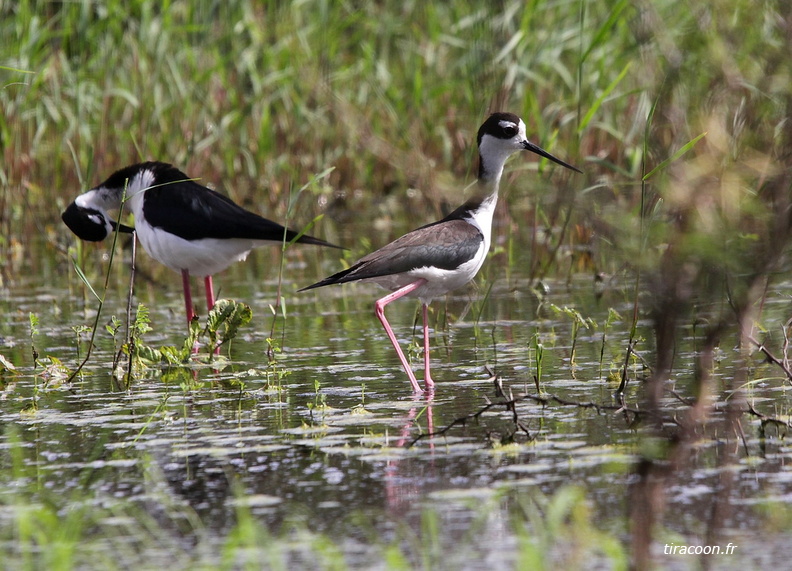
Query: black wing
xmin=136 ymin=169 xmax=338 ymax=248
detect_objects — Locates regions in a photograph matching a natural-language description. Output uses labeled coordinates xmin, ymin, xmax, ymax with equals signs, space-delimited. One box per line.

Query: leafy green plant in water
xmin=305 ymin=379 xmax=331 ymax=428
xmin=25 ymin=312 xmax=72 ymax=411
xmin=160 ymin=365 xmax=203 ymax=389
xmin=549 ymin=304 xmax=596 ymax=372
xmin=530 ymin=332 xmax=545 ymax=394
xmin=205 ymin=298 xmax=254 ymax=354
xmin=37 ymin=356 xmax=71 ymax=389
xmin=116 ymin=302 xmax=155 ymax=385
xmin=24 ymin=313 xmax=77 ymax=392
xmin=106 ymin=315 xmax=125 ymax=372
xmin=115 ymin=300 xmax=253 ymax=384
xmin=598 ymin=307 xmax=623 ymax=381
xmin=350 ymin=383 xmax=371 ymax=415
xmin=28 ymin=311 xmax=40 ymax=366
xmin=262 ymin=337 xmax=290 ymax=391
xmin=310 ymin=378 xmax=328 ymax=411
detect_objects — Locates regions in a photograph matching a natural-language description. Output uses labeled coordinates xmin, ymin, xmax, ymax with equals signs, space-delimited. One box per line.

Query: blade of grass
xmin=642 ymin=132 xmax=708 ymax=181
xmin=578 ymin=62 xmax=631 ymax=133
xmin=69 ymin=259 xmax=100 ymax=301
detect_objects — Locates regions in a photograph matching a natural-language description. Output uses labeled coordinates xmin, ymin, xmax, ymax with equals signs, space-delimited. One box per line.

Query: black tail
xmin=298 ymin=265 xmax=356 ymax=292
xmin=286 ymin=229 xmax=344 ymax=250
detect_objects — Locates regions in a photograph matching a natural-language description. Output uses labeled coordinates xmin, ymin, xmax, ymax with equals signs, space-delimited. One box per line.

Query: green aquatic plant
xmin=350 ymin=383 xmax=371 ymax=415
xmin=309 ymin=378 xmax=328 ymax=412
xmin=25 ymin=311 xmax=69 ymax=411
xmin=530 ymin=332 xmax=545 ymax=393
xmin=549 ymin=304 xmax=596 ymax=371
xmin=117 ymin=299 xmax=254 ymax=383
xmin=28 ymin=311 xmax=40 ymax=366
xmin=205 ymin=298 xmax=254 ymax=354
xmin=262 ymin=337 xmax=291 ymax=391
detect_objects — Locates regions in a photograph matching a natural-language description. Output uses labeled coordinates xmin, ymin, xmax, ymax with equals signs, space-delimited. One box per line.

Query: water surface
xmin=1 ymin=229 xmax=791 ymax=568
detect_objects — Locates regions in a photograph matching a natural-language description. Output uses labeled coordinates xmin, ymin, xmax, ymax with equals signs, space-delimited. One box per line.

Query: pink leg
xmin=181 ymin=269 xmax=196 ymax=325
xmin=204 ymin=275 xmax=221 ymax=355
xmin=422 ymin=304 xmax=435 ymax=391
xmin=204 ymin=276 xmax=215 ymax=311
xmin=426 ymin=392 xmax=434 ymax=438
xmin=395 ymin=391 xmax=434 ymax=447
xmin=374 ymin=279 xmax=427 ymax=393
xmin=424 ymin=391 xmax=434 ymax=450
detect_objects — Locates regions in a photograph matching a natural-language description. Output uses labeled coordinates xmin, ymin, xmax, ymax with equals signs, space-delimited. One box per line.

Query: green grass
xmin=5 ymin=1 xmax=790 ymax=289
xmin=3 ymin=1 xmax=631 ymax=228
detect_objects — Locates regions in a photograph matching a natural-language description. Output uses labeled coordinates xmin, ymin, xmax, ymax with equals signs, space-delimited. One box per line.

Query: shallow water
xmin=2 ymin=229 xmax=792 ymax=569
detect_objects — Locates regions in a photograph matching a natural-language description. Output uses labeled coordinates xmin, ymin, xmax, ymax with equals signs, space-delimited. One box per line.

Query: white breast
xmin=135 ymin=222 xmax=259 ymax=276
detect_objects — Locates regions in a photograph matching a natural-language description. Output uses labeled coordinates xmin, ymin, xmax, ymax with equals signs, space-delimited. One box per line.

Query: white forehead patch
xmin=75 ymin=188 xmax=113 ymax=210
xmin=497 ymin=118 xmax=527 ymax=140
xmin=74 ymin=191 xmax=94 ymax=208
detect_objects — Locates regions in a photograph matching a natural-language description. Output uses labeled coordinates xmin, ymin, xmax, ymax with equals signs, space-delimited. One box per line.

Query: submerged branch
xmin=747 ymin=334 xmax=792 ymax=382
xmin=746 ymin=402 xmax=792 ymax=430
xmin=408 ymin=375 xmax=646 ymax=447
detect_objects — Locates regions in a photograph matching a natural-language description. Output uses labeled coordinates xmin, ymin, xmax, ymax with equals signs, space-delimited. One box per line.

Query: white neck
xmin=117 ymin=169 xmax=156 ymax=217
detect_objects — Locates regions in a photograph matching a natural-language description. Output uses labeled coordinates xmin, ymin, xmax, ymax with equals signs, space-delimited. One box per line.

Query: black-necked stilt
xmin=62 ymin=161 xmax=341 ymax=325
xmin=300 ymin=112 xmax=581 ymax=392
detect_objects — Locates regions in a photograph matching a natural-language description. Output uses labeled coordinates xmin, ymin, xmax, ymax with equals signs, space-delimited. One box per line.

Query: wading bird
xmin=300 ymin=112 xmax=580 ymax=392
xmin=62 ymin=161 xmax=341 ymax=325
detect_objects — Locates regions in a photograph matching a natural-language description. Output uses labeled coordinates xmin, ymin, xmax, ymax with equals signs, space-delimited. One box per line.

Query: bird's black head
xmin=477 ymin=112 xmax=524 ymax=147
xmin=477 ymin=111 xmax=581 ymax=173
xmin=61 ymin=201 xmax=134 ymax=242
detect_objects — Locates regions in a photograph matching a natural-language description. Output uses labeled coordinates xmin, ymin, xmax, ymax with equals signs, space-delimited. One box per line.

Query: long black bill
xmin=61 ymin=202 xmax=134 ymax=242
xmin=523 ymin=141 xmax=582 ymax=173
xmin=111 ymin=220 xmax=135 ymax=234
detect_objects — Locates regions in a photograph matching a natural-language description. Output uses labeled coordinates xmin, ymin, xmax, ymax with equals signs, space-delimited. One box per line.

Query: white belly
xmin=136 ymin=223 xmax=264 ymax=277
xmin=126 ymin=187 xmax=265 ymax=276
